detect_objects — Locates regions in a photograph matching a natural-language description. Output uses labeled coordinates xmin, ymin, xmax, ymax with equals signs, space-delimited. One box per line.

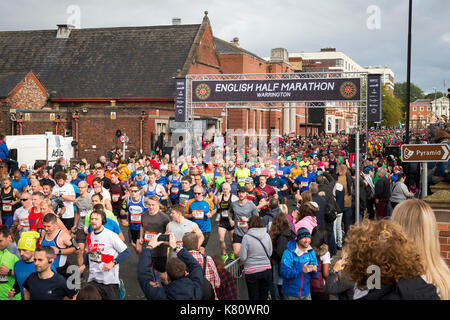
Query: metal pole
xmin=421 ymin=162 xmax=427 ymax=199
xmin=122 ymin=136 xmax=126 ymax=160
xmin=405 ymin=0 xmax=412 ymax=144
xmin=356 ymin=132 xmax=360 ymax=225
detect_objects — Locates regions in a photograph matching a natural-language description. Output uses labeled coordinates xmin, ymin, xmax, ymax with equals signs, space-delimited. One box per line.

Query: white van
xmin=6 ymin=133 xmax=75 ymax=169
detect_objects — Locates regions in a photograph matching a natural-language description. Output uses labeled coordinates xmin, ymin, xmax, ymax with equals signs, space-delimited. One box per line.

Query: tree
xmin=382 ymin=84 xmax=403 ymax=127
xmin=424 ymin=91 xmax=444 ymax=100
xmin=393 ymin=82 xmax=424 ymax=112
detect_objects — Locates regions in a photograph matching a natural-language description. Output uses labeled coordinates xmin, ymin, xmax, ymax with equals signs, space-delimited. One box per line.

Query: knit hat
xmin=363 ymin=165 xmax=374 ymax=174
xmin=296 ymin=227 xmax=311 ymax=241
xmin=17 ymin=231 xmax=41 ymax=252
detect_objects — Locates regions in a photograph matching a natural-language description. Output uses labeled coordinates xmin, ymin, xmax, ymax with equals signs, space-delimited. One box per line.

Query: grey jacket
xmin=240 ymin=227 xmax=273 ymax=272
xmin=391 ymin=181 xmax=414 ymax=203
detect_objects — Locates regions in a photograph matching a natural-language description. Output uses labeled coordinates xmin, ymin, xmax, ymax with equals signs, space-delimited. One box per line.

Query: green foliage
xmin=393 ymin=82 xmax=424 ymax=112
xmin=382 ymin=84 xmax=403 ymax=126
xmin=424 ymin=91 xmax=444 ymax=100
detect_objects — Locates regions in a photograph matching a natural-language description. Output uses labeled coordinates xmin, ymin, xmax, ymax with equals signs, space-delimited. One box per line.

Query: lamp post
xmin=405 ymin=0 xmax=412 ymax=144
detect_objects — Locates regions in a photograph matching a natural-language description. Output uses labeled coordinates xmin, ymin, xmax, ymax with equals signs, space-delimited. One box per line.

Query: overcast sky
xmin=1 ymin=0 xmax=449 ymax=95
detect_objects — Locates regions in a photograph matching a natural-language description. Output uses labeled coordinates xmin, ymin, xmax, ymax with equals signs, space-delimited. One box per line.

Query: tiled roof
xmin=0 ymin=72 xmax=28 ymax=97
xmin=0 ymin=24 xmax=201 ymax=99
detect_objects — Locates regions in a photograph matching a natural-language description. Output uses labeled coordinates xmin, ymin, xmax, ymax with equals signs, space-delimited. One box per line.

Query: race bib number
xmin=301 ymin=181 xmax=309 ymax=188
xmin=80 ymin=210 xmax=88 ymax=217
xmin=277 ymin=170 xmax=284 ymax=176
xmin=176 ymin=241 xmax=183 ymax=249
xmin=20 ymin=218 xmax=30 ymax=227
xmin=237 ymin=220 xmax=248 ymax=229
xmin=130 ymin=213 xmax=141 ymax=224
xmin=112 ymin=194 xmax=120 ymax=202
xmin=144 ymin=231 xmax=157 ymax=241
xmin=221 ymin=210 xmax=229 ymax=218
xmin=2 ymin=204 xmax=12 ymax=212
xmin=192 ymin=210 xmax=204 ymax=220
xmin=171 ymin=187 xmax=179 ymax=194
xmin=238 ymin=178 xmax=246 ymax=183
xmin=88 ymin=252 xmax=102 ymax=263
xmin=0 ymin=275 xmax=8 ymax=283
xmin=330 ymin=165 xmax=335 ymax=169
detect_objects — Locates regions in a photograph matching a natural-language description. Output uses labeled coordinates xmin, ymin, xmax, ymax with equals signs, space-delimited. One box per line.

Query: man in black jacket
xmin=374 ymin=168 xmax=390 ymax=220
xmin=137 ymin=232 xmax=203 ymax=300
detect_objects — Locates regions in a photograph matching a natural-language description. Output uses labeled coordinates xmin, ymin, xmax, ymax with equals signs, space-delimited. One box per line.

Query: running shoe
xmin=118 ymin=278 xmax=125 ymax=300
xmin=230 ymin=252 xmax=235 ymax=260
xmin=222 ymin=253 xmax=229 ymax=262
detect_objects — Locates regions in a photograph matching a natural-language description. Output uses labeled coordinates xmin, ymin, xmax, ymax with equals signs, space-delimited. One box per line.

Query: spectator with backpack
xmin=240 ymin=215 xmax=273 ymax=300
xmin=309 ymin=229 xmax=331 ymax=300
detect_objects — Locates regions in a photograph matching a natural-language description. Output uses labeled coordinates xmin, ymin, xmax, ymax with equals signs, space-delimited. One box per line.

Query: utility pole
xmin=405 ymin=0 xmax=412 ymax=144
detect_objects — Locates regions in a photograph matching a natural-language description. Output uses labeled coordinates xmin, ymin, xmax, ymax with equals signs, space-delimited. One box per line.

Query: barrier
xmin=224 ymin=257 xmax=247 ymax=300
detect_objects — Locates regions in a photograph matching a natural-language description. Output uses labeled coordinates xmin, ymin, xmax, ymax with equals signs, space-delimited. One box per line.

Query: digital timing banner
xmin=367 ymin=74 xmax=382 ymax=122
xmin=191 ymin=78 xmax=361 ymax=103
xmin=175 ymin=78 xmax=186 ymax=122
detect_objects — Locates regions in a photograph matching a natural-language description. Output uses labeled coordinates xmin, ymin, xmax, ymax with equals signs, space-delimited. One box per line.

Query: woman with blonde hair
xmin=392 ymin=199 xmax=450 ymax=300
xmin=344 ymin=219 xmax=439 ymax=300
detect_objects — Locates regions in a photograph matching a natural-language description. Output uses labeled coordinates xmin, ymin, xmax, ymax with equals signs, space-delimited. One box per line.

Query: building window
xmin=427 ymin=107 xmax=431 ymax=111
xmin=413 ymin=107 xmax=416 ymax=111
xmin=412 ymin=115 xmax=417 ymax=120
xmin=335 ymin=119 xmax=340 ymax=131
xmin=336 ymin=59 xmax=344 ymax=67
xmin=156 ymin=120 xmax=168 ymax=135
xmin=420 ymin=107 xmax=424 ymax=111
xmin=327 ymin=116 xmax=333 ymax=132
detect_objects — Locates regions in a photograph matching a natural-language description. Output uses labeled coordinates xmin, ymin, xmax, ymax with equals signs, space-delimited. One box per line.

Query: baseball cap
xmin=244 ymin=177 xmax=253 ymax=184
xmin=17 ymin=231 xmax=41 ymax=252
xmin=296 ymin=228 xmax=311 ymax=241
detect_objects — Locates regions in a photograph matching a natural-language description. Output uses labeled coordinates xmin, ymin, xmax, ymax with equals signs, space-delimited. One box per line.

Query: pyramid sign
xmin=401 ymin=144 xmax=450 ymax=162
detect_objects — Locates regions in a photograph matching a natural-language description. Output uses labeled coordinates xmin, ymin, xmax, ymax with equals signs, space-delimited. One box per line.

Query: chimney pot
xmin=232 ymin=37 xmax=239 ymax=46
xmin=172 ymin=18 xmax=181 ymax=25
xmin=56 ymin=24 xmax=75 ymax=39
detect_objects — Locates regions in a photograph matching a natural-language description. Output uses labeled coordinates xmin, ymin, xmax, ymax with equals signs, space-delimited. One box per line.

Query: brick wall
xmin=6 ymin=73 xmax=48 ymax=110
xmin=438 ymin=222 xmax=450 ymax=267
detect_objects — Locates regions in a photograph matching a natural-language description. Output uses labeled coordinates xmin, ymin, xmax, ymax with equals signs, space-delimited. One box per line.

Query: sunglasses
xmin=194 ymin=192 xmax=203 ymax=195
xmin=21 ymin=198 xmax=30 ymax=201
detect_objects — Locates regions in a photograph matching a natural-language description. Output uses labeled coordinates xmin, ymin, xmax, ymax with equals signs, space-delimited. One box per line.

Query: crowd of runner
xmin=0 ymin=127 xmax=449 ymax=300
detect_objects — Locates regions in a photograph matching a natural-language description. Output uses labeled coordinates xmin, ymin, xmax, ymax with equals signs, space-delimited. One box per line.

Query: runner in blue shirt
xmin=184 ymin=185 xmax=215 ymax=252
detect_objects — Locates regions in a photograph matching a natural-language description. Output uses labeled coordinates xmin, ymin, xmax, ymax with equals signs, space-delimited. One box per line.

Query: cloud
xmin=0 ymin=0 xmax=448 ymax=93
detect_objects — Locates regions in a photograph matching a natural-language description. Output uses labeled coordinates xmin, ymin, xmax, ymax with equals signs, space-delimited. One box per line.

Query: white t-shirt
xmin=13 ymin=206 xmax=30 ymax=235
xmin=86 ymin=227 xmax=127 ymax=285
xmin=320 ymin=252 xmax=331 ymax=265
xmin=89 ymin=187 xmax=111 ymax=201
xmin=52 ymin=183 xmax=76 ymax=219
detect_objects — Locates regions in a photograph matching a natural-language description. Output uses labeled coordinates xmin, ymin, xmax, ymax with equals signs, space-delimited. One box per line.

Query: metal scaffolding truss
xmin=183 ymin=72 xmax=368 ymax=156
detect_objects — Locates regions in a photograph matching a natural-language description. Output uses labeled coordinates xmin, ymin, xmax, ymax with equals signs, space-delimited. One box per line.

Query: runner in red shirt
xmin=28 ymin=191 xmax=45 ymax=244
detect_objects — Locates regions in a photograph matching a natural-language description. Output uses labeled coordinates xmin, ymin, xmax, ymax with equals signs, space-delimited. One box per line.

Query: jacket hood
xmin=165 ymin=277 xmax=198 ymax=300
xmin=247 ymin=227 xmax=269 ymax=240
xmin=268 ymin=207 xmax=282 ymax=217
xmin=361 ymin=277 xmax=439 ymax=300
xmin=286 ymin=239 xmax=312 ymax=253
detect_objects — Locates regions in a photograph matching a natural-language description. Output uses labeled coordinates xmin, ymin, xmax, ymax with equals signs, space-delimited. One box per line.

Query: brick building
xmin=0 ymin=12 xmax=314 ymax=162
xmin=0 ymin=13 xmax=223 ymax=163
xmin=409 ymin=99 xmax=432 ymax=129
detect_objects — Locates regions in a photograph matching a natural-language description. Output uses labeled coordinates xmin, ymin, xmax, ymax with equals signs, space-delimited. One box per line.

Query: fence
xmin=224 ymin=257 xmax=248 ymax=300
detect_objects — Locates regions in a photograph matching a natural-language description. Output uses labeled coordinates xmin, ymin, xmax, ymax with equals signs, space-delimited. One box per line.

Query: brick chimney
xmin=56 ymin=24 xmax=75 ymax=39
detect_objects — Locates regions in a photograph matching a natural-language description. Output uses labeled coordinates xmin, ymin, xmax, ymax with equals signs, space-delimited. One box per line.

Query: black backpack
xmin=202 ymin=256 xmax=215 ymax=300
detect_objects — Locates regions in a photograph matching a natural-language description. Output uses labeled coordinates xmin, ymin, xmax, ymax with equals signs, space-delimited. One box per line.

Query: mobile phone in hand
xmin=157 ymin=234 xmax=170 ymax=242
